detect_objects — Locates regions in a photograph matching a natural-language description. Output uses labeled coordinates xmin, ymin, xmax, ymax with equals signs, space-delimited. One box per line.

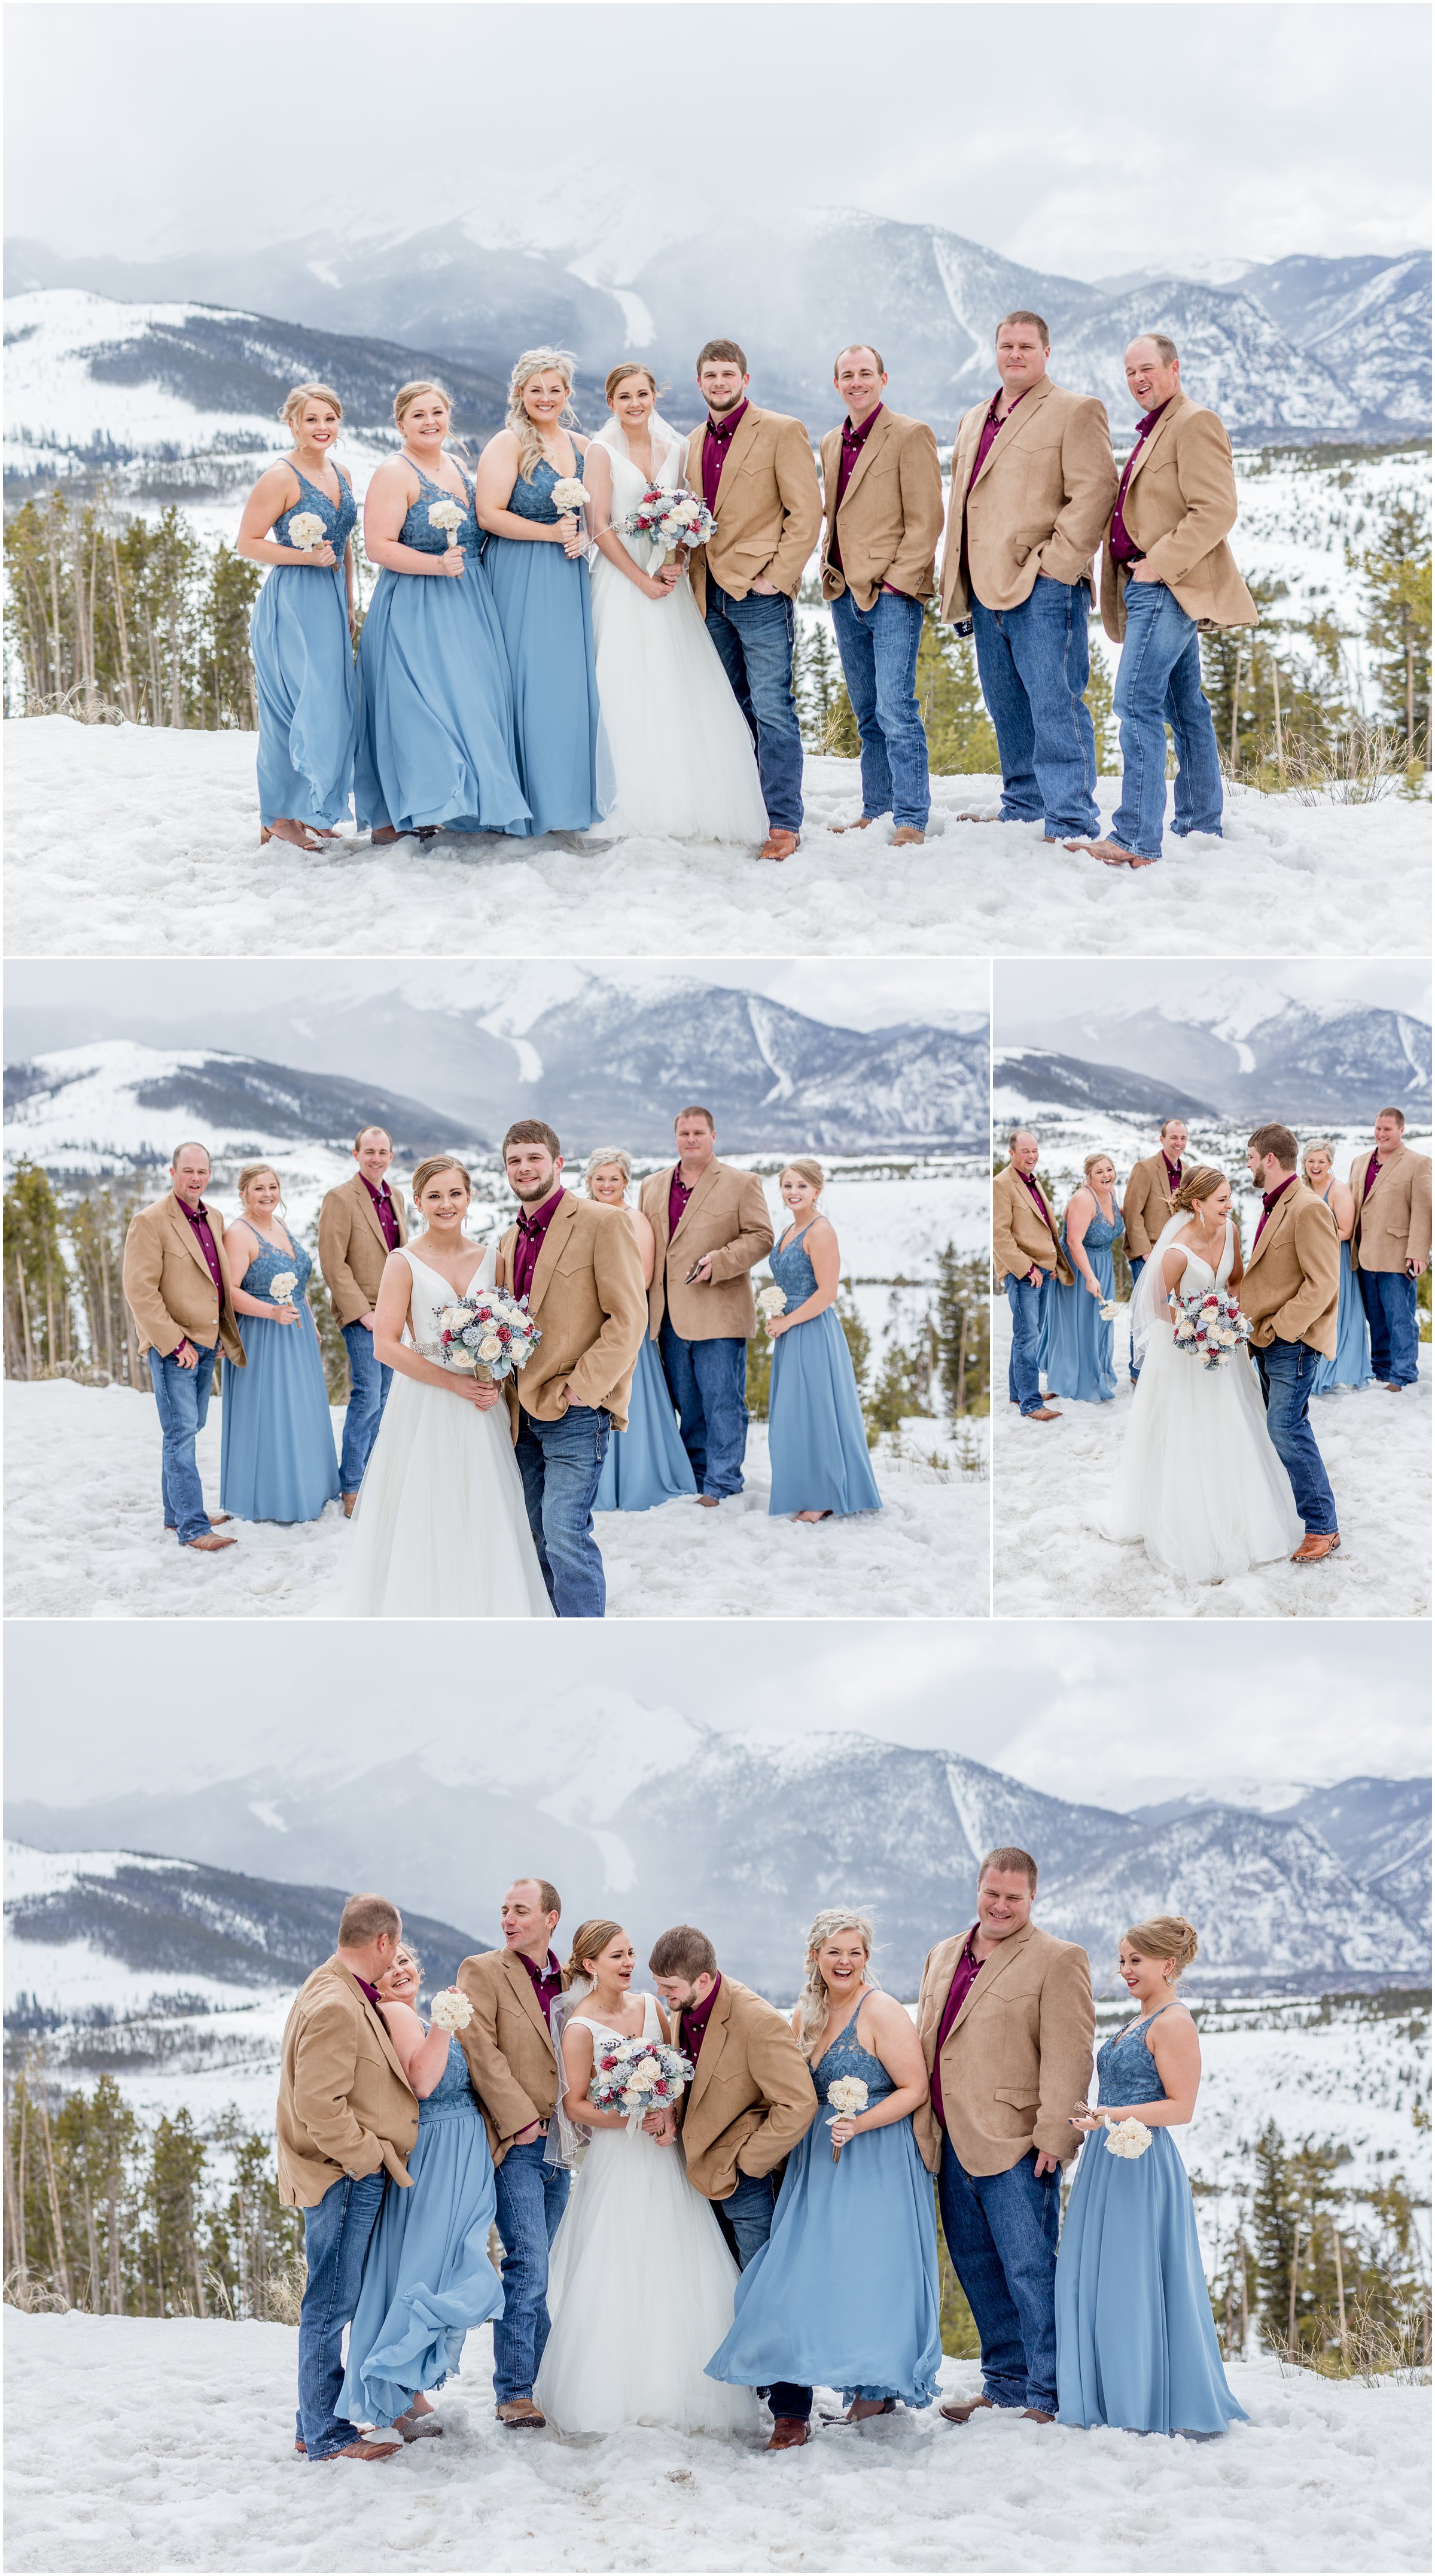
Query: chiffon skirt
xmin=251 ymin=559 xmax=358 ymax=830
xmin=1056 ymin=2127 xmax=1248 ymax=2435
xmin=219 ymin=1307 xmax=340 ymax=1524
xmin=342 ymin=1373 xmax=554 ymax=1619
xmin=767 ymin=1310 xmax=883 ymax=1517
xmin=594 ymin=1334 xmax=696 ymax=1511
xmin=1314 ymin=1242 xmax=1373 ymax=1394
xmin=483 ymin=534 xmax=610 ymax=835
xmin=354 ymin=556 xmax=530 ymax=837
xmin=337 ymin=2099 xmax=504 ymax=2431
xmin=1040 ymin=1242 xmax=1117 ymax=1402
xmin=1098 ymin=1336 xmax=1302 ymax=1585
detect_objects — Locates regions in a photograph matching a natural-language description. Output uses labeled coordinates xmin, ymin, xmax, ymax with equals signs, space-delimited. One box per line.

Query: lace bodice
xmin=770 ymin=1222 xmax=819 ymax=1308
xmin=400 ymin=462 xmax=480 ymax=555
xmin=401 ymin=1242 xmax=496 ymax=1358
xmin=502 ymin=456 xmax=578 ymax=528
xmin=418 ymin=2035 xmax=482 ymax=2124
xmin=1095 ymin=2009 xmax=1171 ymax=2108
xmin=1064 ymin=1199 xmax=1124 ymax=1256
xmin=234 ymin=1229 xmax=313 ymax=1308
xmin=811 ymin=2013 xmax=895 ymax=2109
xmin=271 ymin=464 xmax=357 ymax=555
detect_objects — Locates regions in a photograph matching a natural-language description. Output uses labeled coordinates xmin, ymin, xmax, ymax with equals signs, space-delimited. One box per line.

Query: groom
xmin=1239 ymin=1123 xmax=1341 ymax=1563
xmin=495 ymin=1121 xmax=647 ymax=1617
xmin=649 ymin=1926 xmax=818 ymax=2450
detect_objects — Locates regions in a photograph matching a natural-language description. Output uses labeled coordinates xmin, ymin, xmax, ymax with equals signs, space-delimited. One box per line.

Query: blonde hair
xmin=584 ymin=1148 xmax=632 ymax=1194
xmin=1122 ymin=1915 xmax=1199 ymax=1979
xmin=236 ymin=1161 xmax=283 ymax=1211
xmin=1083 ymin=1151 xmax=1117 ymax=1181
xmin=281 ymin=381 xmax=343 ymax=433
xmin=562 ymin=1918 xmax=626 ymax=1989
xmin=780 ymin=1159 xmax=824 ymax=1197
xmin=796 ymin=1909 xmax=877 ymax=2054
xmin=1174 ymin=1164 xmax=1227 ymax=1215
xmin=507 ymin=347 xmax=578 ymax=482
xmin=605 ymin=363 xmax=659 ymax=405
xmin=1302 ymin=1138 xmax=1336 ymax=1177
xmin=392 ymin=1939 xmax=423 ymax=1985
xmin=411 ymin=1155 xmax=471 ymax=1201
xmin=394 ymin=379 xmax=453 ymax=433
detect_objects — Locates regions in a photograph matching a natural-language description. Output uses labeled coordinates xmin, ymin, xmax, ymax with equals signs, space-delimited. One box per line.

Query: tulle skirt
xmin=342 ymin=1372 xmax=554 ymax=1619
xmin=587 ymin=550 xmax=769 ymax=843
xmin=1098 ymin=1334 xmax=1303 ymax=1585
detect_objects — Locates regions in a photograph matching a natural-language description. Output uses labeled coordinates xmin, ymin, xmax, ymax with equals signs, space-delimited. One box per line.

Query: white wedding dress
xmin=583 ymin=422 xmax=770 ymax=843
xmin=534 ymin=1993 xmax=758 ymax=2437
xmin=1099 ymin=1216 xmax=1303 ymax=1586
xmin=341 ymin=1244 xmax=554 ymax=1620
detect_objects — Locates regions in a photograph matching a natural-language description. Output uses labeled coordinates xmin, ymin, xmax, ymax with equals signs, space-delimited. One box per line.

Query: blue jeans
xmin=1256 ymin=1339 xmax=1338 ymax=1534
xmin=971 ymin=576 xmax=1098 ymax=837
xmin=830 ymin=587 xmax=930 ymax=828
xmin=514 ymin=1403 xmax=610 ymax=1617
xmin=714 ymin=2170 xmax=812 ymax=2423
xmin=1109 ymin=577 xmax=1224 ymax=859
xmin=338 ymin=1319 xmax=392 ymax=1494
xmin=148 ymin=1342 xmax=218 ymax=1543
xmin=937 ymin=2143 xmax=1061 ymax=2414
xmin=492 ymin=2140 xmax=570 ymax=2402
xmin=1359 ymin=1267 xmax=1420 ymax=1388
xmin=658 ymin=1319 xmax=750 ymax=1497
xmin=295 ymin=2170 xmax=387 ymax=2459
xmin=1127 ymin=1252 xmax=1146 ymax=1381
xmin=1004 ymin=1271 xmax=1052 ymax=1416
xmin=703 ymin=580 xmax=804 ymax=832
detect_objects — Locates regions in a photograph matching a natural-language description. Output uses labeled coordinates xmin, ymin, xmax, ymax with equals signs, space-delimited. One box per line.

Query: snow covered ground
xmin=991 ymin=1302 xmax=1430 ymax=1619
xmin=7 ymin=717 xmax=1428 ymax=960
xmin=3 ymin=1382 xmax=988 ymax=1622
xmin=5 ymin=2312 xmax=1427 ymax=2576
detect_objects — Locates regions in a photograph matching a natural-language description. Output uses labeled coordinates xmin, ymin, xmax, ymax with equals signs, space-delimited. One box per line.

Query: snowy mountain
xmin=1007 ymin=983 xmax=1432 ymax=1124
xmin=992 ymin=1048 xmax=1217 ymax=1124
xmin=1092 ymin=251 xmax=1431 ymax=429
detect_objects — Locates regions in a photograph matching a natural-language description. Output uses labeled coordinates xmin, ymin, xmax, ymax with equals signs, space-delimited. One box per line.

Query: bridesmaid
xmin=220 ymin=1164 xmax=340 ymax=1524
xmin=1055 ymin=1915 xmax=1247 ymax=2438
xmin=473 ymin=348 xmax=610 ymax=837
xmin=1303 ymin=1139 xmax=1372 ymax=1394
xmin=764 ymin=1163 xmax=882 ymax=1521
xmin=355 ymin=381 xmax=529 ymax=843
xmin=338 ymin=1944 xmax=503 ymax=2440
xmin=586 ymin=1151 xmax=696 ymax=1511
xmin=237 ymin=382 xmax=358 ymax=850
xmin=705 ymin=1909 xmax=942 ymax=2434
xmin=1040 ymin=1152 xmax=1125 ymax=1404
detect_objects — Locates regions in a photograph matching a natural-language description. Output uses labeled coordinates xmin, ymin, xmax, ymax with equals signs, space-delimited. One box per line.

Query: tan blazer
xmin=940 ymin=376 xmax=1118 ymax=622
xmin=456 ymin=1947 xmax=561 ymax=2168
xmin=1238 ymin=1178 xmax=1340 ymax=1357
xmin=122 ymin=1191 xmax=245 ymax=1366
xmin=674 ymin=1976 xmax=818 ymax=2201
xmin=318 ymin=1173 xmax=409 ymax=1326
xmin=276 ymin=1955 xmax=419 ymax=2210
xmin=992 ymin=1163 xmax=1073 ymax=1288
xmin=493 ymin=1191 xmax=647 ymax=1434
xmin=683 ymin=405 xmax=822 ymax=614
xmin=913 ymin=1921 xmax=1095 ymax=2179
xmin=818 ymin=409 xmax=945 ymax=610
xmin=638 ymin=1159 xmax=776 ymax=1342
xmin=1099 ymin=391 xmax=1257 ymax=641
xmin=1348 ymin=1143 xmax=1432 ymax=1274
xmin=1123 ymin=1151 xmax=1181 ymax=1261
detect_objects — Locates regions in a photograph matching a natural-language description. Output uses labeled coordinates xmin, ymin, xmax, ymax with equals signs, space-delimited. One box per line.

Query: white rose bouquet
xmin=588 ymin=2034 xmax=693 ymax=2133
xmin=549 ymin=477 xmax=589 ymax=522
xmin=1172 ymin=1287 xmax=1251 ymax=1369
xmin=436 ymin=1287 xmax=541 ymax=1384
xmin=1104 ymin=2115 xmax=1153 ymax=2160
xmin=825 ymin=2074 xmax=868 ymax=2160
xmin=1098 ymin=1298 xmax=1123 ymax=1322
xmin=268 ymin=1270 xmax=298 ymax=1306
xmin=757 ymin=1284 xmax=787 ymax=1329
xmin=427 ymin=497 xmax=464 ymax=552
xmin=287 ymin=510 xmax=328 ymax=552
xmin=429 ymin=1986 xmax=474 ymax=2033
xmin=619 ymin=483 xmax=714 ymax=575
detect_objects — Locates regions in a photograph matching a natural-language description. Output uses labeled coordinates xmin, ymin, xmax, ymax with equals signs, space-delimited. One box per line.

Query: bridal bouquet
xmin=589 ymin=2035 xmax=693 ymax=2132
xmin=1172 ymin=1288 xmax=1251 ymax=1369
xmin=427 ymin=497 xmax=464 ymax=550
xmin=435 ymin=1287 xmax=541 ymax=1383
xmin=429 ymin=1987 xmax=474 ymax=2033
xmin=1104 ymin=2115 xmax=1153 ymax=2160
xmin=620 ymin=485 xmax=714 ymax=574
xmin=825 ymin=2075 xmax=868 ymax=2161
xmin=287 ymin=510 xmax=328 ymax=552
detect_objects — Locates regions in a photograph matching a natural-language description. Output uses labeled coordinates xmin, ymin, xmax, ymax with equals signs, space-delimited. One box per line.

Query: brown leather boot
xmin=939 ymin=2393 xmax=995 ymax=2424
xmin=1022 ymin=2407 xmax=1056 ymax=2423
xmin=1291 ymin=1531 xmax=1341 ymax=1562
xmin=766 ymin=2416 xmax=812 ymax=2450
xmin=322 ymin=2439 xmax=401 ymax=2461
xmin=891 ymin=826 xmax=926 ymax=847
xmin=758 ymin=829 xmax=800 ymax=862
xmin=830 ymin=816 xmax=876 ymax=833
xmin=495 ymin=2397 xmax=546 ymax=2428
xmin=184 ymin=1531 xmax=237 ymax=1552
xmin=342 ymin=1492 xmax=359 ymax=1518
xmin=1025 ymin=1406 xmax=1063 ymax=1422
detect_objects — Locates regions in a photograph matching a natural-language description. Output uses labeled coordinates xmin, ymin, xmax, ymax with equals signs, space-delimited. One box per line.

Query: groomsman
xmin=639 ymin=1107 xmax=775 ymax=1506
xmin=686 ymin=339 xmax=822 ymax=861
xmin=940 ymin=313 xmax=1117 ymax=843
xmin=318 ymin=1127 xmax=408 ymax=1516
xmin=1122 ymin=1117 xmax=1189 ymax=1381
xmin=648 ymin=1925 xmax=818 ymax=2452
xmin=121 ymin=1141 xmax=245 ymax=1553
xmin=819 ymin=344 xmax=945 ymax=847
xmin=915 ymin=1850 xmax=1094 ymax=2427
xmin=992 ymin=1132 xmax=1070 ymax=1422
xmin=1072 ymin=333 xmax=1256 ymax=868
xmin=1240 ymin=1124 xmax=1342 ymax=1563
xmin=1349 ymin=1108 xmax=1431 ymax=1392
xmin=458 ymin=1881 xmax=568 ymax=2429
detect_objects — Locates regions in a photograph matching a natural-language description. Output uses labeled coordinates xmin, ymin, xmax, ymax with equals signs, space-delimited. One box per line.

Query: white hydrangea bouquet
xmin=1104 ymin=2115 xmax=1153 ymax=2160
xmin=589 ymin=2034 xmax=693 ymax=2132
xmin=427 ymin=496 xmax=464 ymax=551
xmin=267 ymin=1269 xmax=298 ymax=1307
xmin=287 ymin=510 xmax=328 ymax=552
xmin=757 ymin=1284 xmax=787 ymax=1330
xmin=825 ymin=2074 xmax=868 ymax=2161
xmin=1172 ymin=1287 xmax=1251 ymax=1369
xmin=620 ymin=484 xmax=714 ymax=574
xmin=1098 ymin=1297 xmax=1123 ymax=1322
xmin=429 ymin=1987 xmax=474 ymax=2033
xmin=549 ymin=476 xmax=589 ymax=524
xmin=436 ymin=1288 xmax=541 ymax=1383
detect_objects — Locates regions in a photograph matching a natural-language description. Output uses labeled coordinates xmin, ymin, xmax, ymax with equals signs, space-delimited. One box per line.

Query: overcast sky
xmin=5 ymin=4 xmax=1427 ymax=278
xmin=7 ymin=1622 xmax=1427 ymax=1815
xmin=995 ymin=957 xmax=1432 ymax=1047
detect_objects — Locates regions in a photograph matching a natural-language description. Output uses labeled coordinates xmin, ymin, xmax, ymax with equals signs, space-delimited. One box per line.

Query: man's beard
xmin=705 ymin=390 xmax=744 ymax=416
xmin=513 ymin=1176 xmax=557 ymax=1205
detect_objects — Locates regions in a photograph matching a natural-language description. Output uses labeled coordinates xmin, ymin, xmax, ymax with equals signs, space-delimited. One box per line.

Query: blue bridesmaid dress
xmin=705 ymin=2011 xmax=942 ymax=2410
xmin=482 ymin=457 xmax=610 ymax=835
xmin=1312 ymin=1188 xmax=1373 ymax=1394
xmin=355 ymin=464 xmax=530 ymax=837
xmin=338 ymin=2039 xmax=504 ymax=2431
xmin=595 ymin=1333 xmax=697 ymax=1511
xmin=1055 ymin=2008 xmax=1248 ymax=2437
xmin=219 ymin=1231 xmax=340 ymax=1524
xmin=250 ymin=466 xmax=358 ymax=831
xmin=766 ymin=1224 xmax=882 ymax=1517
xmin=1040 ymin=1197 xmax=1123 ymax=1403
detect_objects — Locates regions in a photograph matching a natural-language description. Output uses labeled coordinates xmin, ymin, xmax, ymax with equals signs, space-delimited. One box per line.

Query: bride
xmin=534 ymin=1920 xmax=756 ymax=2437
xmin=1099 ymin=1164 xmax=1303 ymax=1586
xmin=582 ymin=366 xmax=770 ymax=844
xmin=342 ymin=1155 xmax=553 ymax=1619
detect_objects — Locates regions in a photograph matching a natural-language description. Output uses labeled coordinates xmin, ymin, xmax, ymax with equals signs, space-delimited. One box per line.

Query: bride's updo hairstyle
xmin=281 ymin=381 xmax=344 ymax=435
xmin=780 ymin=1159 xmax=824 ymax=1198
xmin=583 ymin=1148 xmax=632 ymax=1194
xmin=1122 ymin=1915 xmax=1199 ymax=1981
xmin=796 ymin=1908 xmax=877 ymax=2055
xmin=507 ymin=347 xmax=579 ymax=482
xmin=605 ymin=363 xmax=660 ymax=405
xmin=1174 ymin=1165 xmax=1226 ymax=1215
xmin=563 ymin=1918 xmax=626 ymax=1990
xmin=411 ymin=1155 xmax=471 ymax=1201
xmin=237 ymin=1160 xmax=284 ymax=1211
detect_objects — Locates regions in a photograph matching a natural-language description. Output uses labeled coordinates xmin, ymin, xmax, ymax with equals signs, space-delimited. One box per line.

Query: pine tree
xmin=915 ymin=609 xmax=1000 ymax=774
xmin=1357 ymin=495 xmax=1431 ymax=770
xmin=934 ymin=1244 xmax=989 ymax=1418
xmin=3 ymin=1159 xmax=74 ymax=1378
xmin=1084 ymin=645 xmax=1118 ymax=774
xmin=794 ymin=620 xmax=859 ymax=755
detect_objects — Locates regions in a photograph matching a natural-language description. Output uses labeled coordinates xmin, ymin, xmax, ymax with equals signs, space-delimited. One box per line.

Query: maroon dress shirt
xmin=702 ymin=399 xmax=749 ymax=518
xmin=511 ymin=1188 xmax=565 ymax=1301
xmin=1253 ymin=1172 xmax=1297 ymax=1249
xmin=359 ymin=1172 xmax=400 ymax=1252
xmin=353 ymin=1974 xmax=382 ymax=2008
xmin=178 ymin=1194 xmax=223 ymax=1293
xmin=519 ymin=1948 xmax=563 ymax=2026
xmin=679 ymin=1971 xmax=721 ymax=2064
xmin=1163 ymin=1155 xmax=1183 ymax=1196
xmin=929 ymin=1929 xmax=984 ymax=2128
xmin=1019 ymin=1169 xmax=1062 ymax=1254
xmin=828 ymin=403 xmax=883 ymax=577
xmin=1110 ymin=397 xmax=1172 ymax=564
xmin=668 ymin=1167 xmax=694 ymax=1242
xmin=1363 ymin=1151 xmax=1383 ymax=1200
